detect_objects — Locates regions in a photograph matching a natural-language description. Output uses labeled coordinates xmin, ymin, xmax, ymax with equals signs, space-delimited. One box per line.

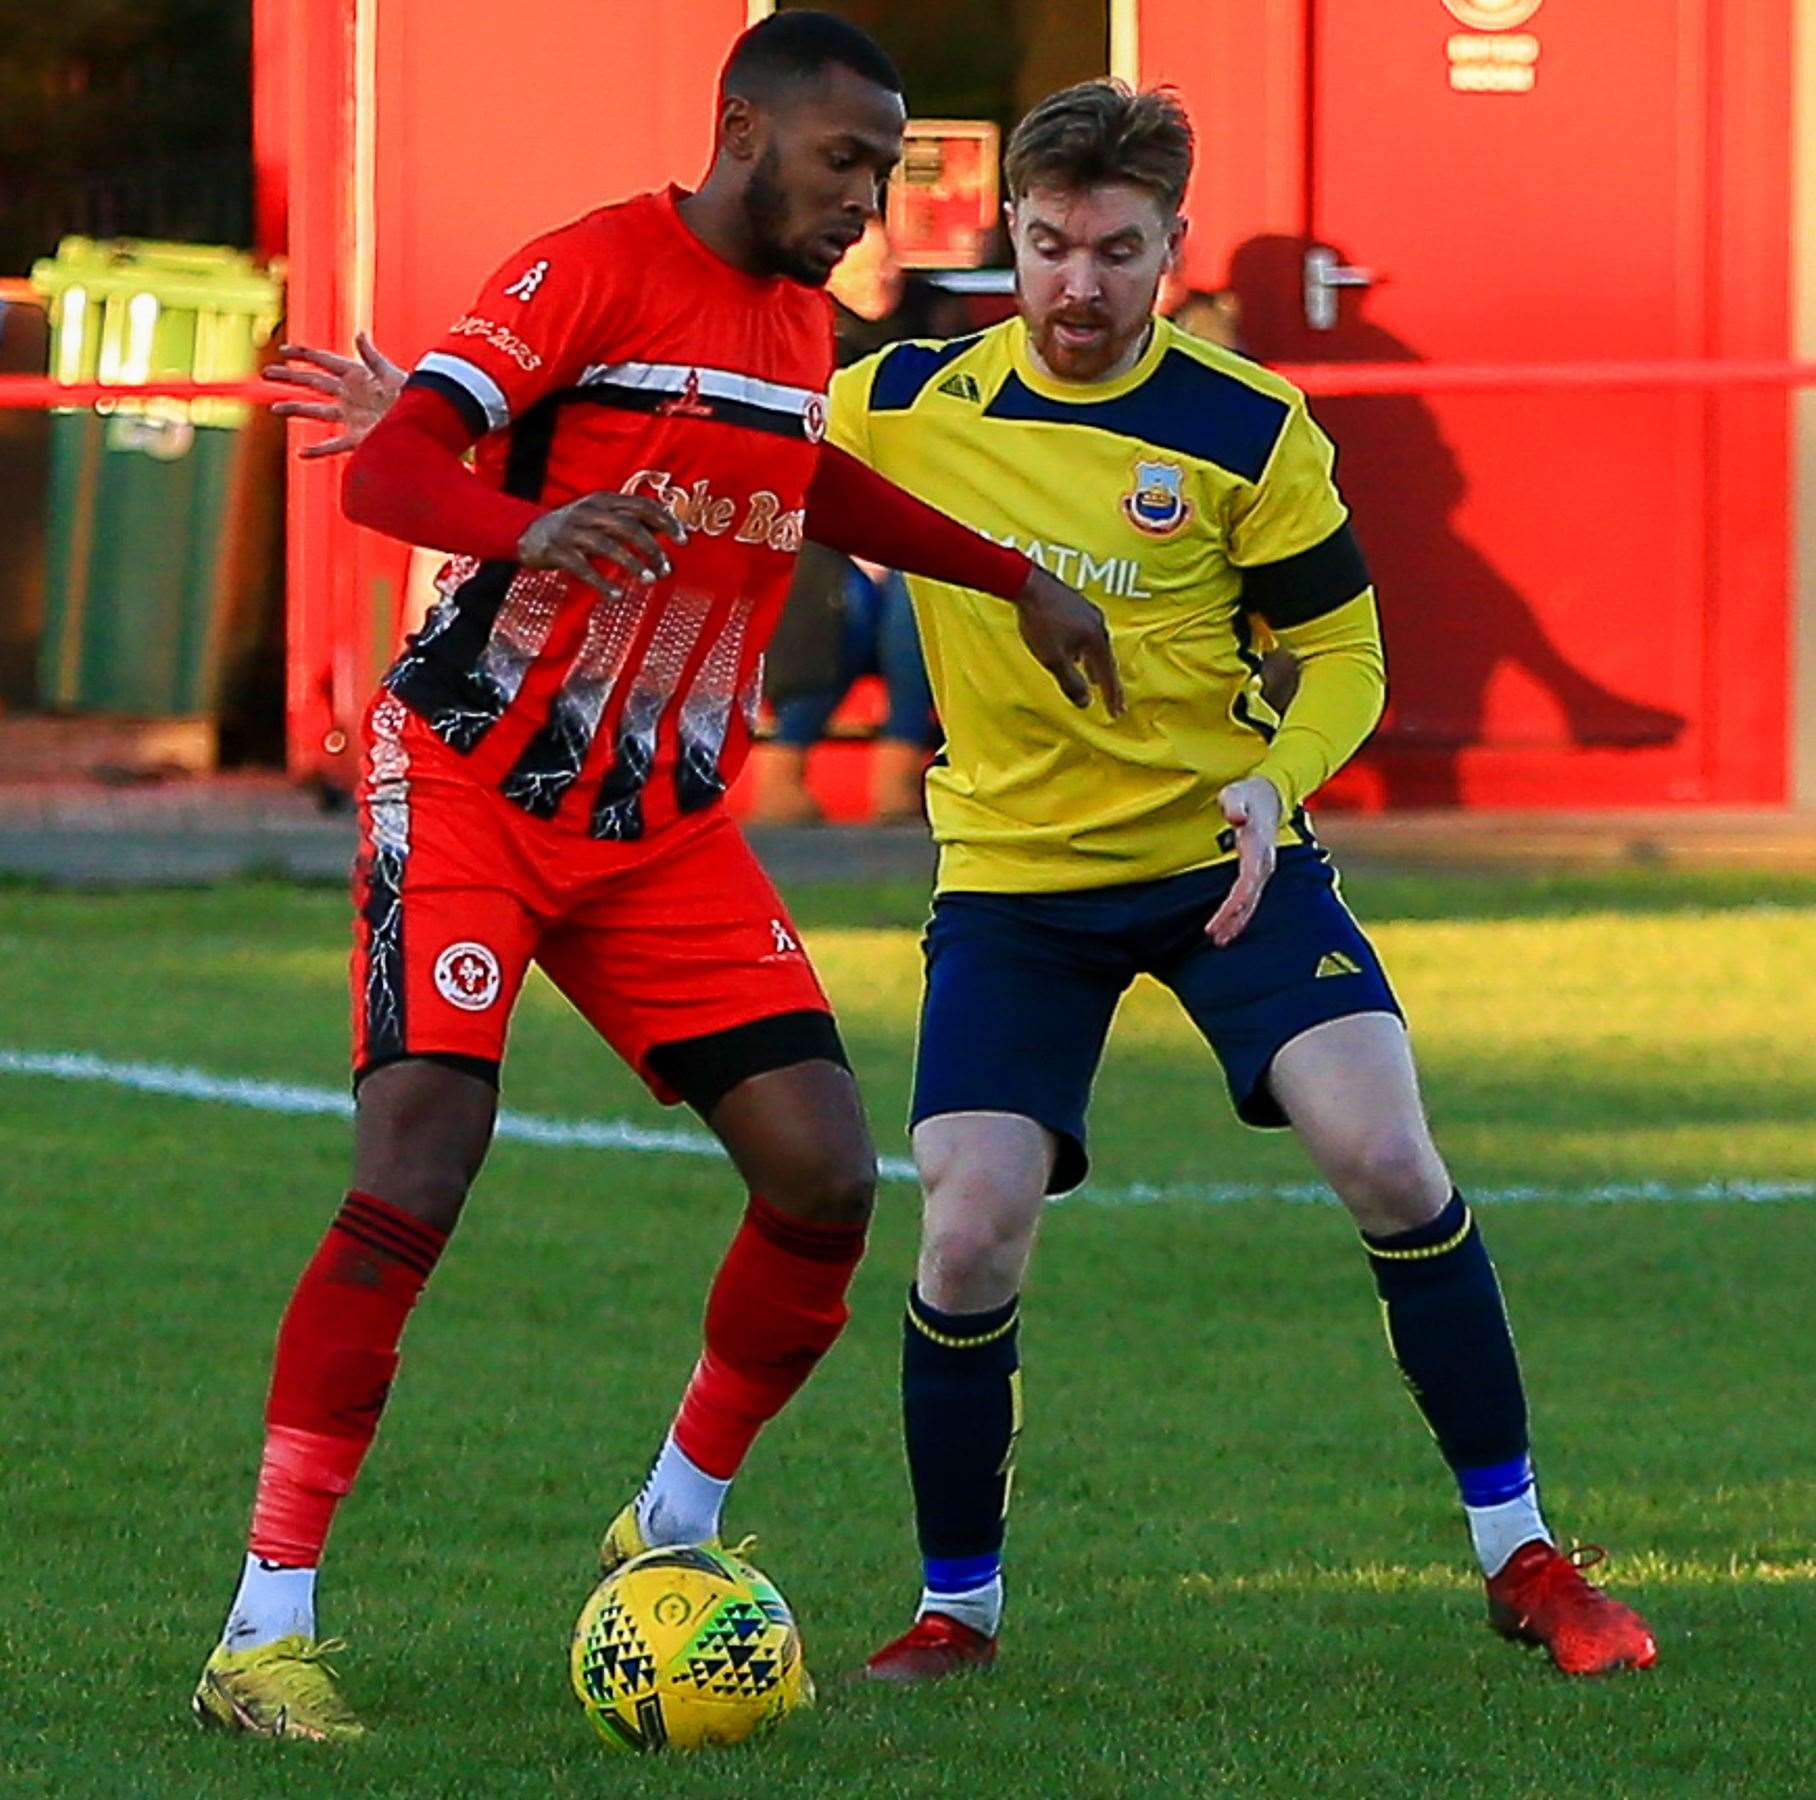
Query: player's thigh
xmin=537 ymin=816 xmax=856 ymax=1146
xmin=912 ymin=1110 xmax=1056 ymax=1311
xmin=1269 ymin=1012 xmax=1452 ymax=1230
xmin=1156 ymin=849 xmax=1403 ymax=1131
xmin=913 ymin=892 xmax=1129 ymax=1197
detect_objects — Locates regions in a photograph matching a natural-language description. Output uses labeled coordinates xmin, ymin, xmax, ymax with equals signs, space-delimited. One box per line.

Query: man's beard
xmin=741 ymin=145 xmax=825 ymax=286
xmin=1032 ymin=311 xmax=1142 ymax=379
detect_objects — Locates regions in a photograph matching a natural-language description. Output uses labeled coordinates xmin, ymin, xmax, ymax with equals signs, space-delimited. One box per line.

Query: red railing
xmin=1 ymin=361 xmax=1815 ymax=410
xmin=1274 ymin=360 xmax=1816 ymax=396
xmin=0 ymin=377 xmax=289 ymax=408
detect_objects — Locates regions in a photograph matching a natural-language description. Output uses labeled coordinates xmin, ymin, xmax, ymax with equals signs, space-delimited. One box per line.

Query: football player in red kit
xmin=192 ymin=11 xmax=1120 ymax=1742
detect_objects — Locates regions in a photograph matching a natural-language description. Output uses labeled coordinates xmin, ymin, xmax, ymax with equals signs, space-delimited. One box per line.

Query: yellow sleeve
xmin=1251 ymin=590 xmax=1387 ymax=813
xmin=827 ymin=357 xmax=879 ymax=464
xmin=1226 ymin=400 xmax=1348 ymax=568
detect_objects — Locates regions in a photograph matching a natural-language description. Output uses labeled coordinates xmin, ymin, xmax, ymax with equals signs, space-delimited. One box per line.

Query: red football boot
xmin=1486 ymin=1541 xmax=1658 ymax=1674
xmin=864 ymin=1612 xmax=998 ymax=1684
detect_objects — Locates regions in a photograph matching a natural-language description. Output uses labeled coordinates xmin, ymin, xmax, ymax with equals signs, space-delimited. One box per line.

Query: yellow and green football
xmin=570 ymin=1543 xmax=811 ymax=1753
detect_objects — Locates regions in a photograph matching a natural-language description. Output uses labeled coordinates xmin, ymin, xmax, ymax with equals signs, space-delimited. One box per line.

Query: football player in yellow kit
xmin=267 ymin=80 xmax=1656 ymax=1684
xmin=845 ymin=81 xmax=1655 ymax=1684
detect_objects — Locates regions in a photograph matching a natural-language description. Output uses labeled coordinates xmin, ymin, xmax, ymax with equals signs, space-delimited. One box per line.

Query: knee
xmin=766 ymin=1143 xmax=878 ymax=1229
xmin=359 ymin=1143 xmax=481 ymax=1236
xmin=919 ymin=1178 xmax=1039 ymax=1309
xmin=1325 ymin=1123 xmax=1448 ymax=1232
xmin=354 ymin=1094 xmax=491 ymax=1235
xmin=375 ymin=1164 xmax=476 ymax=1234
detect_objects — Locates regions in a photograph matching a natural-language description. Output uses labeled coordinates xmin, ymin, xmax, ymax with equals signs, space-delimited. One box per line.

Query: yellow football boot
xmin=596 ymin=1499 xmax=751 ymax=1578
xmin=191 ymin=1635 xmax=367 ymax=1742
xmin=597 ymin=1499 xmax=653 ymax=1577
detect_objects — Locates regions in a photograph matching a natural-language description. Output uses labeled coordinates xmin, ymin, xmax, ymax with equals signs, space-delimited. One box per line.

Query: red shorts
xmin=350 ymin=695 xmax=833 ymax=1103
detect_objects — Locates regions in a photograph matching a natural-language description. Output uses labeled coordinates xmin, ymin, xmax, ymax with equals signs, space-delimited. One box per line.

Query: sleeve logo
xmin=1120 ymin=458 xmax=1193 ymax=538
xmin=503 ymin=258 xmax=550 ymax=302
xmin=449 ymin=315 xmax=542 ymax=372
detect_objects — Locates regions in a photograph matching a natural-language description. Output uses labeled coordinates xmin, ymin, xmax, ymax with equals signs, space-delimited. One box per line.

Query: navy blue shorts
xmin=912 ymin=846 xmax=1401 ymax=1193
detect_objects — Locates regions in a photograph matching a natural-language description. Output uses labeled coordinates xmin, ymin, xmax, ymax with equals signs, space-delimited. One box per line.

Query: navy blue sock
xmin=901 ymin=1286 xmax=1020 ymax=1599
xmin=1361 ymin=1191 xmax=1531 ymax=1490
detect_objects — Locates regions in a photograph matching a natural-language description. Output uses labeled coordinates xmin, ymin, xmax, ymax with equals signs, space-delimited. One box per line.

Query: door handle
xmin=1304 ymin=245 xmax=1377 ymax=330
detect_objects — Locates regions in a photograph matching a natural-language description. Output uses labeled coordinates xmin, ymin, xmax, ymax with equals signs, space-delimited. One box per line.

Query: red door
xmin=1153 ymin=0 xmax=1792 ymax=808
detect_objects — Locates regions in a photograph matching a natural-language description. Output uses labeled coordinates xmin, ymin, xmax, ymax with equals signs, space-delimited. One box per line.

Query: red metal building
xmin=258 ymin=0 xmax=1814 ymax=809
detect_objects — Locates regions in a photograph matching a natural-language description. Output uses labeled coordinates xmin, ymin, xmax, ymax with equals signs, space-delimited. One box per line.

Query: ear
xmin=718 ymin=93 xmax=764 ymax=165
xmin=1164 ymin=213 xmax=1190 ymax=272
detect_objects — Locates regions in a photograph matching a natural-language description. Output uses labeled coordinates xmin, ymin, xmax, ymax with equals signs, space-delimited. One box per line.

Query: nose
xmin=1060 ymin=251 xmax=1101 ymax=305
xmin=843 ymin=173 xmax=880 ymax=222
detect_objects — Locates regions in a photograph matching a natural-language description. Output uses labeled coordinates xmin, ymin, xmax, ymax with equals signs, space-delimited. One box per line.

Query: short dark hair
xmin=1004 ymin=81 xmax=1194 ymax=213
xmin=720 ymin=10 xmax=903 ymax=105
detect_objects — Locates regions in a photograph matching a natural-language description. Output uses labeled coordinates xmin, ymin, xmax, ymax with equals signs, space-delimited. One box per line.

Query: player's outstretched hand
xmin=263 ymin=333 xmax=406 ymax=459
xmin=517 ymin=492 xmax=690 ymax=600
xmin=1012 ymin=568 xmax=1125 ymax=717
xmin=1205 ymin=775 xmax=1282 ymax=946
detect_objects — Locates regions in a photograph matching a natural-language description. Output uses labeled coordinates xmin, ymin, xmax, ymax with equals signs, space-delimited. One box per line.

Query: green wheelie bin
xmin=29 ymin=237 xmax=283 ymax=719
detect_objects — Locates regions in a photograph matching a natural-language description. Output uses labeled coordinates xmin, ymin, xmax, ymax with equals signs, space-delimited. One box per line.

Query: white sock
xmin=635 ymin=1432 xmax=732 ymax=1546
xmin=1466 ymin=1489 xmax=1552 ymax=1578
xmin=919 ymin=1575 xmax=1004 ymax=1638
xmin=222 ymin=1553 xmax=318 ymax=1650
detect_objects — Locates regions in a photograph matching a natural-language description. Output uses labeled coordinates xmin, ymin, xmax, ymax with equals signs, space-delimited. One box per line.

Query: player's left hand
xmin=1204 ymin=775 xmax=1282 ymax=946
xmin=263 ymin=333 xmax=406 ymax=459
xmin=1012 ymin=568 xmax=1125 ymax=717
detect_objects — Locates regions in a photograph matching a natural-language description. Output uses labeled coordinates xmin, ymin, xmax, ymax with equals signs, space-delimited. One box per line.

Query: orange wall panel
xmin=372 ymin=0 xmax=747 ymax=363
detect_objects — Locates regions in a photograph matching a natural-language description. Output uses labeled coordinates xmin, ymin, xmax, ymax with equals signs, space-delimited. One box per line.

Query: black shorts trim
xmin=647 ymin=1009 xmax=849 ymax=1118
xmin=353 ymin=1049 xmax=502 ymax=1094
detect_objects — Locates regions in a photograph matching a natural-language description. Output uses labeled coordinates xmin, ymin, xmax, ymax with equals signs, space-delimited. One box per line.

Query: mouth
xmin=816 ymin=229 xmax=862 ymax=263
xmin=1050 ymin=318 xmax=1110 ymax=354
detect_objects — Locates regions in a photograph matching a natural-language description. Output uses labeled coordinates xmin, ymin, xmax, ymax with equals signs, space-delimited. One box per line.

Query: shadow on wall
xmin=1224 ymin=234 xmax=1686 ymax=808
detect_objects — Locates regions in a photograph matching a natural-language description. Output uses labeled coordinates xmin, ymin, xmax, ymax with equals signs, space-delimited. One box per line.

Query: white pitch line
xmin=1 ymin=1047 xmax=1811 ymax=1209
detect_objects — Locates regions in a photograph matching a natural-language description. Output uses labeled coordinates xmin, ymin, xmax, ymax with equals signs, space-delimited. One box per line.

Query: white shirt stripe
xmin=417 ymin=351 xmax=511 ymax=431
xmin=577 ymin=359 xmax=822 ymax=420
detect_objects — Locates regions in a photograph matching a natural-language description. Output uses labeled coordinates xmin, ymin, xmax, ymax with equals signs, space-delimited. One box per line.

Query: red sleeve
xmin=342 ymin=386 xmax=544 ymax=561
xmin=804 ymin=444 xmax=1031 ymax=600
xmin=405 ymin=216 xmax=620 ymax=438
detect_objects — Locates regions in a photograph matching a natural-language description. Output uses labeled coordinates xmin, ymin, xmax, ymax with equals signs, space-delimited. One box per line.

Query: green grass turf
xmin=2 ymin=866 xmax=1813 ymax=1797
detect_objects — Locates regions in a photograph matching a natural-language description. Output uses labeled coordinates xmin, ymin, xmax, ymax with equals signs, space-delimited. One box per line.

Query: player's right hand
xmin=1012 ymin=568 xmax=1125 ymax=717
xmin=263 ymin=333 xmax=406 ymax=460
xmin=516 ymin=492 xmax=689 ymax=599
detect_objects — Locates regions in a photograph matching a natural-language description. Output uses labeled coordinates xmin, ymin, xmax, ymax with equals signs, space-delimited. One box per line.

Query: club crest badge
xmin=1121 ymin=458 xmax=1193 ymax=538
xmin=434 ymin=941 xmax=502 ymax=1011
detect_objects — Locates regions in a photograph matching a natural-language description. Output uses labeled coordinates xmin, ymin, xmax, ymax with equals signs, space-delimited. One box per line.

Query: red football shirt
xmin=389 ymin=186 xmax=836 ymax=842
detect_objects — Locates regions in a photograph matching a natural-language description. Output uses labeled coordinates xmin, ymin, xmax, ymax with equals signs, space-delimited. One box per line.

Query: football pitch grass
xmin=2 ymin=864 xmax=1812 ymax=1797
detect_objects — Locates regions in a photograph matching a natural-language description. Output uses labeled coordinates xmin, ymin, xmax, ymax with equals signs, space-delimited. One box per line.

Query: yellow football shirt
xmin=829 ymin=314 xmax=1378 ymax=893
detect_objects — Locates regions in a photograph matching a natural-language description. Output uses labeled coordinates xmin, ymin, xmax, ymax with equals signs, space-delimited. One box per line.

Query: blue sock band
xmin=1457 ymin=1453 xmax=1536 ymax=1509
xmin=924 ymin=1552 xmax=1002 ymax=1595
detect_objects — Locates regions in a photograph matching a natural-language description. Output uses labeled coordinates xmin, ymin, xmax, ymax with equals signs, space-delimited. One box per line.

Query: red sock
xmin=247 ymin=1191 xmax=447 ymax=1565
xmin=672 ymin=1195 xmax=866 ymax=1479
